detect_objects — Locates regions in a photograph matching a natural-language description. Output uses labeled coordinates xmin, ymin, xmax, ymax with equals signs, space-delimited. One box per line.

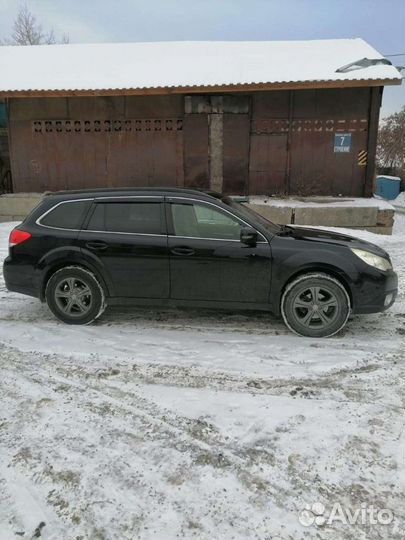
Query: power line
xmin=383 ymin=53 xmax=405 ymax=57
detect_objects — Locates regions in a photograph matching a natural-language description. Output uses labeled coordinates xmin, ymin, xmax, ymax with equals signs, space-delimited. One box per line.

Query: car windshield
xmin=222 ymin=197 xmax=282 ymax=235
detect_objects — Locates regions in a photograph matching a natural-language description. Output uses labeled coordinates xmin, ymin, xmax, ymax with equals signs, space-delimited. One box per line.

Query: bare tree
xmin=1 ymin=4 xmax=69 ymax=45
xmin=377 ymin=106 xmax=405 ymax=173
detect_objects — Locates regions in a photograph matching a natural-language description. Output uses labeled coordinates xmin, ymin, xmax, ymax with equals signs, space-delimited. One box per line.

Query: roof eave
xmin=0 ymin=77 xmax=401 ymax=98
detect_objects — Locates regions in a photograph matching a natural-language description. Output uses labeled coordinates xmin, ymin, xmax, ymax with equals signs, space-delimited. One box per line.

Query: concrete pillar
xmin=209 ymin=113 xmax=223 ymax=193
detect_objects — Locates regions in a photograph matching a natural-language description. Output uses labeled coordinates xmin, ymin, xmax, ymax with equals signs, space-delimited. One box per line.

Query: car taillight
xmin=9 ymin=229 xmax=32 ymax=247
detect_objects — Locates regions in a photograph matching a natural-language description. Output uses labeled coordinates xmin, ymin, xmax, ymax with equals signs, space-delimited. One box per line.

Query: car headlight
xmin=350 ymin=248 xmax=392 ymax=271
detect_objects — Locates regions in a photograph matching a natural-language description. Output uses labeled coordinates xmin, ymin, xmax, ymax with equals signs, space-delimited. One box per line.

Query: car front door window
xmin=171 ymin=202 xmax=242 ymax=240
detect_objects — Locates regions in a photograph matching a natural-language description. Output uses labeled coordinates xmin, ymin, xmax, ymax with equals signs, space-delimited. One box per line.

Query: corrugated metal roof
xmin=0 ymin=38 xmax=401 ymax=94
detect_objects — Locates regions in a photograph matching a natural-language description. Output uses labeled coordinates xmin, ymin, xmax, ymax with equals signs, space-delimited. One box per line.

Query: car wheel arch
xmin=40 ymin=260 xmax=110 ymax=302
xmin=281 ymin=265 xmax=353 ymax=308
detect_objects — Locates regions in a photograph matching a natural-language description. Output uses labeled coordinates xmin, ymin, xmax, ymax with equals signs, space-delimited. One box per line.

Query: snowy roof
xmin=0 ymin=38 xmax=401 ymax=95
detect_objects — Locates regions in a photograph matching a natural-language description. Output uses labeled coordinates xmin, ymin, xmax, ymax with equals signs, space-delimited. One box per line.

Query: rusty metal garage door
xmin=183 ymin=114 xmax=209 ymax=190
xmin=223 ymin=113 xmax=250 ymax=195
xmin=249 ymin=133 xmax=288 ymax=195
xmin=18 ymin=117 xmax=184 ymax=191
xmin=9 ymin=96 xmax=185 ymax=192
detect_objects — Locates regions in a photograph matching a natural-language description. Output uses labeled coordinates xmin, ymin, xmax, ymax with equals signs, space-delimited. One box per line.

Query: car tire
xmin=45 ymin=266 xmax=106 ymax=325
xmin=281 ymin=272 xmax=351 ymax=338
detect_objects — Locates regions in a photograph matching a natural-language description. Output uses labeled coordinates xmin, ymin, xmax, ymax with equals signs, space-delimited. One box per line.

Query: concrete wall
xmin=0 ymin=193 xmax=43 ymax=222
xmin=249 ymin=202 xmax=394 ymax=234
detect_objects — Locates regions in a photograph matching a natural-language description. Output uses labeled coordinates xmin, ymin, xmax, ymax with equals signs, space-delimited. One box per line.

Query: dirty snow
xmin=248 ymin=196 xmax=395 ymax=210
xmin=0 ymin=216 xmax=404 ymax=540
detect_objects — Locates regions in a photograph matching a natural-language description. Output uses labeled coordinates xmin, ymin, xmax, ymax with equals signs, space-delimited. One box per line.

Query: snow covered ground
xmin=393 ymin=192 xmax=405 ymax=213
xmin=0 ymin=216 xmax=404 ymax=540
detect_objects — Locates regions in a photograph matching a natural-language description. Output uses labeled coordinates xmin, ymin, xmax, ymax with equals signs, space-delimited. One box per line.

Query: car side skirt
xmin=107 ymin=297 xmax=273 ymax=312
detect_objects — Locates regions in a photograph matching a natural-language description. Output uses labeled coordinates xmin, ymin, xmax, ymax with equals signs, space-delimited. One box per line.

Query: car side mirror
xmin=240 ymin=227 xmax=258 ymax=246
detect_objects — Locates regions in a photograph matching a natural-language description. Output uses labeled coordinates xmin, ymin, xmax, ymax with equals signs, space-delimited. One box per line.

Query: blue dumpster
xmin=375 ymin=175 xmax=401 ymax=200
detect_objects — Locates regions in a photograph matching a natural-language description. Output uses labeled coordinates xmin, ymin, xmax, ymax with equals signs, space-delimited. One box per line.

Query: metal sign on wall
xmin=334 ymin=133 xmax=352 ymax=153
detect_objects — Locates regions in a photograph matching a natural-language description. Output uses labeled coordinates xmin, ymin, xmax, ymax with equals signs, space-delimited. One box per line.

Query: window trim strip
xmin=35 ymin=195 xmax=269 ymax=244
xmin=36 ymin=196 xmax=165 ymax=233
xmin=83 ymin=229 xmax=167 ymax=238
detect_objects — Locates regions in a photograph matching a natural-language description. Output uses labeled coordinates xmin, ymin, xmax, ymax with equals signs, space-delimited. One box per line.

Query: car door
xmin=166 ymin=197 xmax=272 ymax=304
xmin=77 ymin=196 xmax=169 ymax=298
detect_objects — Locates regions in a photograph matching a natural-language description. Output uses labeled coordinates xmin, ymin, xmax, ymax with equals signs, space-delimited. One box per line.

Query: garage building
xmin=0 ymin=39 xmax=401 ymax=196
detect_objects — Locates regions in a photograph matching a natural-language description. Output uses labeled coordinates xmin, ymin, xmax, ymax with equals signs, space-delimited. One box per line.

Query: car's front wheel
xmin=45 ymin=266 xmax=106 ymax=325
xmin=281 ymin=272 xmax=351 ymax=337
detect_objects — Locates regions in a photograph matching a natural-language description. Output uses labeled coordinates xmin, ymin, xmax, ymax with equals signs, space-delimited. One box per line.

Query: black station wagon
xmin=3 ymin=188 xmax=398 ymax=337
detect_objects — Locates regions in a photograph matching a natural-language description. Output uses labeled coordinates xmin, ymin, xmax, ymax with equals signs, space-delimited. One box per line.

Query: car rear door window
xmin=87 ymin=202 xmax=163 ymax=234
xmin=40 ymin=200 xmax=90 ymax=229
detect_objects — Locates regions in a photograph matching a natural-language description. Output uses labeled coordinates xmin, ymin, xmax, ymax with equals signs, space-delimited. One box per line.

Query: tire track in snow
xmin=2 ymin=337 xmax=404 ymax=410
xmin=51 ymin=350 xmax=405 ymax=412
xmin=0 ymin=344 xmax=292 ymax=506
xmin=0 ymin=462 xmax=64 ymax=540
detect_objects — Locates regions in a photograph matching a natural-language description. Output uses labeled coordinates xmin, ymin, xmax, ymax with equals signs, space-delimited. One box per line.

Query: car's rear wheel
xmin=281 ymin=273 xmax=351 ymax=338
xmin=45 ymin=266 xmax=106 ymax=325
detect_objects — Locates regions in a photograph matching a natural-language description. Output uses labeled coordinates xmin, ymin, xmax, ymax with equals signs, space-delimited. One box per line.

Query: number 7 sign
xmin=334 ymin=133 xmax=352 ymax=153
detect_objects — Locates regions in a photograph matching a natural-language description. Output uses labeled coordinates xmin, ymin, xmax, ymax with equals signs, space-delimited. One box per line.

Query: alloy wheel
xmin=54 ymin=277 xmax=93 ymax=317
xmin=292 ymin=285 xmax=339 ymax=330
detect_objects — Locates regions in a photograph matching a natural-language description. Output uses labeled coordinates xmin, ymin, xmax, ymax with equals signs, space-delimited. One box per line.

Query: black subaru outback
xmin=3 ymin=188 xmax=398 ymax=337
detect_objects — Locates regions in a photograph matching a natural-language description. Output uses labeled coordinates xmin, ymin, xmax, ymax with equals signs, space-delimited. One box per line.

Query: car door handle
xmin=85 ymin=241 xmax=108 ymax=251
xmin=171 ymin=247 xmax=195 ymax=256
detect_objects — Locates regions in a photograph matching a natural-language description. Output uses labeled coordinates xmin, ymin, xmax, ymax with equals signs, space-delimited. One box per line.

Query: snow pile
xmin=393 ymin=191 xmax=405 ymax=209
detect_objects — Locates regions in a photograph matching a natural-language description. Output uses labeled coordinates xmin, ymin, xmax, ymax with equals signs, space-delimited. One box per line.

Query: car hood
xmin=284 ymin=225 xmax=390 ymax=258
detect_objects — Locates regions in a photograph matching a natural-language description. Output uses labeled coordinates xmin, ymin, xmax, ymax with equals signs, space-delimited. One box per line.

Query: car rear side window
xmin=87 ymin=202 xmax=163 ymax=235
xmin=40 ymin=200 xmax=90 ymax=229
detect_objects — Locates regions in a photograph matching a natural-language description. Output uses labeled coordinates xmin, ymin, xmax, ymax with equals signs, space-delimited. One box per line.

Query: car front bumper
xmin=352 ymin=269 xmax=398 ymax=314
